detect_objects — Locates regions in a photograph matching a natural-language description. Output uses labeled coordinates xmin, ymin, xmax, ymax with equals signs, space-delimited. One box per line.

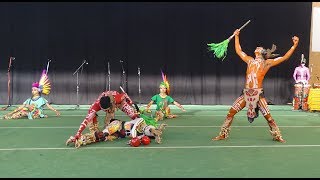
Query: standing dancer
xmin=212 ymin=29 xmax=299 ymax=143
xmin=292 ymin=54 xmax=311 ymax=111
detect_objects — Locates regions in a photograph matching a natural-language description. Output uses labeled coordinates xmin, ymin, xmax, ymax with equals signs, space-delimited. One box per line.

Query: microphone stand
xmin=2 ymin=57 xmax=15 ymax=110
xmin=46 ymin=59 xmax=51 ymax=75
xmin=120 ymin=60 xmax=127 ymax=92
xmin=45 ymin=59 xmax=52 ymax=103
xmin=72 ymin=60 xmax=88 ymax=109
xmin=106 ymin=61 xmax=111 ymax=91
xmin=138 ymin=66 xmax=141 ymax=106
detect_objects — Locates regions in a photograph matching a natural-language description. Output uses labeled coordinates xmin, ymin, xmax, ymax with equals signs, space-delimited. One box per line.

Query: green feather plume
xmin=207 ymin=20 xmax=251 ymax=61
xmin=207 ymin=39 xmax=229 ymax=61
xmin=138 ymin=107 xmax=158 ymax=128
xmin=140 ymin=113 xmax=158 ymax=128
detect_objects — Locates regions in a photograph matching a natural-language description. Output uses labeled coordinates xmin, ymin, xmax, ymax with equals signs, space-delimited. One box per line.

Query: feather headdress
xmin=32 ymin=70 xmax=51 ymax=95
xmin=264 ymin=44 xmax=280 ymax=59
xmin=300 ymin=54 xmax=306 ymax=64
xmin=160 ymin=70 xmax=170 ymax=95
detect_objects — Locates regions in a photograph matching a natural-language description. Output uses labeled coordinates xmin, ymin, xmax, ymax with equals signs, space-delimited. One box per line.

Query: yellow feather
xmin=39 ymin=71 xmax=51 ymax=95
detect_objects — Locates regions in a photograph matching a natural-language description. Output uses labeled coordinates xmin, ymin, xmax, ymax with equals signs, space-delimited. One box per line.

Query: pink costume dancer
xmin=66 ymin=90 xmax=139 ymax=143
xmin=293 ymin=54 xmax=310 ymax=110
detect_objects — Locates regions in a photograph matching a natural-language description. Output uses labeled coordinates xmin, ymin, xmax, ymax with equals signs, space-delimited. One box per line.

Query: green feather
xmin=207 ymin=39 xmax=229 ymax=60
xmin=139 ymin=107 xmax=158 ymax=128
xmin=140 ymin=114 xmax=158 ymax=128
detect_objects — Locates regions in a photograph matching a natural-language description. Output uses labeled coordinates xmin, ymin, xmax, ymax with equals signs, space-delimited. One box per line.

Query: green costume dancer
xmin=145 ymin=70 xmax=186 ymax=121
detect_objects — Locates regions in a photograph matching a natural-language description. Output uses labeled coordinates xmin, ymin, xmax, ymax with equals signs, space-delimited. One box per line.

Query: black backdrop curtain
xmin=0 ymin=2 xmax=312 ymax=105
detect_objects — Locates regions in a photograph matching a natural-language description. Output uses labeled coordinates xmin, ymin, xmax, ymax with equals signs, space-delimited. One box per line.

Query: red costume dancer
xmin=67 ymin=90 xmax=139 ymax=143
xmin=212 ymin=29 xmax=299 ymax=143
xmin=293 ymin=54 xmax=311 ymax=111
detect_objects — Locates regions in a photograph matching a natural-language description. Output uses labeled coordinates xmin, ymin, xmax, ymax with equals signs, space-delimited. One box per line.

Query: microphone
xmin=84 ymin=60 xmax=88 ymax=65
xmin=138 ymin=67 xmax=140 ymax=75
xmin=11 ymin=57 xmax=15 ymax=60
xmin=120 ymin=60 xmax=125 ymax=75
xmin=48 ymin=59 xmax=52 ymax=62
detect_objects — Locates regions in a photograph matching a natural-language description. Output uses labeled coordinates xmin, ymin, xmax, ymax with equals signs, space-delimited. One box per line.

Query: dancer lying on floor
xmin=66 ymin=114 xmax=167 ymax=148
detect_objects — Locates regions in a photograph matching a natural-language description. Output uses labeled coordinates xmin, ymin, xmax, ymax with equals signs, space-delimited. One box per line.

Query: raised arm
xmin=267 ymin=36 xmax=299 ymax=67
xmin=234 ymin=29 xmax=252 ymax=63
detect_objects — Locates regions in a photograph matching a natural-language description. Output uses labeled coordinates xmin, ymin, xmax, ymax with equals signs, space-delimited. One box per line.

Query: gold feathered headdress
xmin=32 ymin=70 xmax=51 ymax=95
